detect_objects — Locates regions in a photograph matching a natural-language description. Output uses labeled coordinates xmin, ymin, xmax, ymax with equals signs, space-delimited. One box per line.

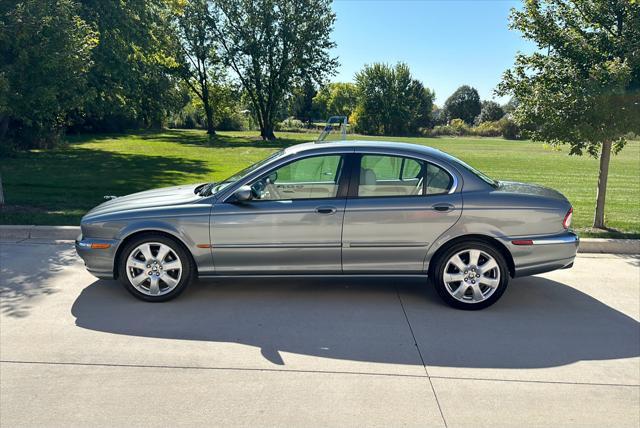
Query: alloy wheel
xmin=125 ymin=242 xmax=183 ymax=296
xmin=442 ymin=249 xmax=501 ymax=303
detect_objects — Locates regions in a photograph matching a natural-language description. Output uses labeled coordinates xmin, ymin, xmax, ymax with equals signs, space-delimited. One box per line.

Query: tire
xmin=432 ymin=240 xmax=509 ymax=310
xmin=117 ymin=233 xmax=193 ymax=302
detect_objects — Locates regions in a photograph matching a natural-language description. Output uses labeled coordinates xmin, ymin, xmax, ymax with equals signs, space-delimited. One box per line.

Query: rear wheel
xmin=432 ymin=241 xmax=509 ymax=310
xmin=118 ymin=234 xmax=193 ymax=302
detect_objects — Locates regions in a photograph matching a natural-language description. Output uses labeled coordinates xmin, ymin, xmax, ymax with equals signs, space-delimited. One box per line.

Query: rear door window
xmin=356 ymin=154 xmax=453 ymax=197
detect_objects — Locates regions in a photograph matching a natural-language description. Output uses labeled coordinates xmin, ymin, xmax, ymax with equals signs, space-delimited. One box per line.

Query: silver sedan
xmin=76 ymin=140 xmax=578 ymax=310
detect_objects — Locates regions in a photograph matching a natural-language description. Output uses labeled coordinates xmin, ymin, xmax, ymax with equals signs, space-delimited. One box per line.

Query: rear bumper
xmin=503 ymin=231 xmax=579 ymax=277
xmin=75 ymin=235 xmax=119 ymax=279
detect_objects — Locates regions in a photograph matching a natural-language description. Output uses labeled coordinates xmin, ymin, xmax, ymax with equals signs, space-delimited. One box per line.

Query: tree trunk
xmin=0 ymin=174 xmax=5 ymax=205
xmin=593 ymin=140 xmax=612 ymax=229
xmin=204 ymin=104 xmax=216 ymax=136
xmin=260 ymin=122 xmax=276 ymax=140
xmin=202 ymin=85 xmax=216 ymax=136
xmin=260 ymin=112 xmax=276 ymax=141
xmin=0 ymin=115 xmax=8 ymax=143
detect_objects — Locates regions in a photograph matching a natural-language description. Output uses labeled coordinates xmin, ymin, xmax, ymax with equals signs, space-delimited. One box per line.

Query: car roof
xmin=277 ymin=139 xmax=497 ymax=193
xmin=284 ymin=139 xmax=450 ymax=159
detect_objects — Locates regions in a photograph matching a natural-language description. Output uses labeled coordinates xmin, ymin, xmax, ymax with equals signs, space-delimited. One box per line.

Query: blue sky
xmin=330 ymin=0 xmax=535 ymax=105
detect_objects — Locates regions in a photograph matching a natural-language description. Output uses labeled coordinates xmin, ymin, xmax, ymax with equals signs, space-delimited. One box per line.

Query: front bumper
xmin=504 ymin=231 xmax=579 ymax=277
xmin=75 ymin=235 xmax=120 ymax=279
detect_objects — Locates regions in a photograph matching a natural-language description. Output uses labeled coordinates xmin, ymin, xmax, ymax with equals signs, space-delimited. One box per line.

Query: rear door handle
xmin=315 ymin=206 xmax=337 ymax=215
xmin=432 ymin=203 xmax=454 ymax=212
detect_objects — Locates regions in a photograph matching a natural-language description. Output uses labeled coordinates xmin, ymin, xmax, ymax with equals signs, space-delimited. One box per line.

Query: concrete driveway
xmin=1 ymin=239 xmax=639 ymax=427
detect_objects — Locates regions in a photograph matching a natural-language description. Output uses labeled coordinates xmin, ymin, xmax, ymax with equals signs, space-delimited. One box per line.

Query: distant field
xmin=1 ymin=129 xmax=638 ymax=238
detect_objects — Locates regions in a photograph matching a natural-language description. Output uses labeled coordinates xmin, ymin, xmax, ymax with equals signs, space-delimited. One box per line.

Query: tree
xmin=313 ymin=82 xmax=358 ymax=120
xmin=497 ymin=0 xmax=640 ymax=229
xmin=502 ymin=97 xmax=519 ymax=115
xmin=78 ymin=0 xmax=182 ymax=132
xmin=209 ymin=0 xmax=338 ymax=140
xmin=475 ymin=101 xmax=505 ymax=124
xmin=175 ymin=0 xmax=223 ymax=135
xmin=353 ymin=63 xmax=434 ymax=135
xmin=443 ymin=85 xmax=482 ymax=125
xmin=431 ymin=105 xmax=447 ymax=126
xmin=289 ymin=78 xmax=317 ymax=124
xmin=0 ymin=0 xmax=97 ymax=148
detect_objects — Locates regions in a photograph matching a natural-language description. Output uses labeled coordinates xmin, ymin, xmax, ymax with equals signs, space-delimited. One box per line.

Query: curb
xmin=0 ymin=225 xmax=80 ymax=241
xmin=1 ymin=225 xmax=639 ymax=254
xmin=577 ymin=238 xmax=640 ymax=255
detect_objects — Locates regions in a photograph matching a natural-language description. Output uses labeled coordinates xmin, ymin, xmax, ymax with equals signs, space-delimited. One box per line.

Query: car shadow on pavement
xmin=71 ymin=276 xmax=639 ymax=368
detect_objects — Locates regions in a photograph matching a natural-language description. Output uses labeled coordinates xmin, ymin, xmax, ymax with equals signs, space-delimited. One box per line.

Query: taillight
xmin=563 ymin=207 xmax=573 ymax=230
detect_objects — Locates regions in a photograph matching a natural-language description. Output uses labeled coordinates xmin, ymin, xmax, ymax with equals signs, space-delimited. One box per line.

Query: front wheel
xmin=118 ymin=234 xmax=193 ymax=302
xmin=432 ymin=241 xmax=509 ymax=310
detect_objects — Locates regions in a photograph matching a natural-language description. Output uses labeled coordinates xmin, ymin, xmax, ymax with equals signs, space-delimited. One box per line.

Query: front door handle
xmin=315 ymin=206 xmax=337 ymax=215
xmin=432 ymin=203 xmax=455 ymax=212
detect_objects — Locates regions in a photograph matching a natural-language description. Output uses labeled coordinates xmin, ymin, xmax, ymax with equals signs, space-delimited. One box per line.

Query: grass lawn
xmin=1 ymin=129 xmax=639 ymax=238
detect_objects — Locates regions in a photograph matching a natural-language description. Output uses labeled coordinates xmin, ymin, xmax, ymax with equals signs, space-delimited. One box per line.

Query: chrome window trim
xmin=216 ymin=146 xmax=461 ymax=203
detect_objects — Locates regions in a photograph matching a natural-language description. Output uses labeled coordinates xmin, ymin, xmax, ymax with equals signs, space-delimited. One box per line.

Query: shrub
xmin=428 ymin=118 xmax=471 ymax=136
xmin=449 ymin=118 xmax=471 ymax=134
xmin=473 ymin=120 xmax=503 ymax=137
xmin=168 ymin=109 xmax=204 ymax=129
xmin=425 ymin=117 xmax=522 ymax=140
xmin=499 ymin=117 xmax=521 ymax=140
xmin=168 ymin=104 xmax=249 ymax=131
xmin=275 ymin=117 xmax=305 ymax=132
xmin=216 ymin=109 xmax=249 ymax=131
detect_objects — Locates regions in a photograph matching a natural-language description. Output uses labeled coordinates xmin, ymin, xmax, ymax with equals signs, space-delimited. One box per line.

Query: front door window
xmin=250 ymin=155 xmax=344 ymax=201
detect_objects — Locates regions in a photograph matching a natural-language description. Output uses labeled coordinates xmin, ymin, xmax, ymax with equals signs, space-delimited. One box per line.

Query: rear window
xmin=442 ymin=154 xmax=497 ymax=188
xmin=426 ymin=163 xmax=453 ymax=195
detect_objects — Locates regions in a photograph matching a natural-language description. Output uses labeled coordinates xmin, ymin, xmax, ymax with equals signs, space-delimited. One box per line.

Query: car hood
xmin=496 ymin=181 xmax=568 ymax=201
xmin=84 ymin=184 xmax=205 ymax=219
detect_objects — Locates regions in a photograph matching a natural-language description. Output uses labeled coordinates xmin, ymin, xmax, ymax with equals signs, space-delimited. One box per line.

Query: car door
xmin=211 ymin=152 xmax=349 ymax=273
xmin=342 ymin=151 xmax=462 ymax=272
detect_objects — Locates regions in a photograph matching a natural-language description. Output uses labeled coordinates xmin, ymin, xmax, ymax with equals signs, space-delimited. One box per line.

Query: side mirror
xmin=231 ymin=185 xmax=253 ymax=202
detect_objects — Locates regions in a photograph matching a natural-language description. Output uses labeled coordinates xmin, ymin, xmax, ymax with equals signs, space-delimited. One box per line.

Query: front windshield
xmin=442 ymin=153 xmax=498 ymax=188
xmin=204 ymin=150 xmax=285 ymax=195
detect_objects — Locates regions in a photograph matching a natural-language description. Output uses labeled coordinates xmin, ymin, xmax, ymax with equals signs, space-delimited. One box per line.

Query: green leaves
xmin=497 ymin=0 xmax=640 ymax=154
xmin=352 ymin=62 xmax=434 ymax=136
xmin=443 ymin=85 xmax=482 ymax=125
xmin=175 ymin=0 xmax=226 ymax=134
xmin=476 ymin=101 xmax=505 ymax=124
xmin=79 ymin=0 xmax=184 ymax=132
xmin=210 ymin=0 xmax=338 ymax=140
xmin=498 ymin=0 xmax=640 ymax=228
xmin=0 ymin=0 xmax=98 ymax=148
xmin=312 ymin=82 xmax=358 ymax=120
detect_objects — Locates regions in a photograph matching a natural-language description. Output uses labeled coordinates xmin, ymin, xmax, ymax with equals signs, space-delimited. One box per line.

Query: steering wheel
xmin=251 ymin=175 xmax=283 ymax=200
xmin=251 ymin=179 xmax=267 ymax=199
